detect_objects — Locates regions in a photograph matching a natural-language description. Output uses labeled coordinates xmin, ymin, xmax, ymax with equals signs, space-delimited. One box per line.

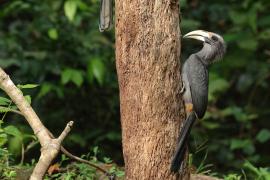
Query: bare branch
xmin=57 ymin=121 xmax=74 ymax=143
xmin=5 ymin=106 xmax=113 ymax=177
xmin=0 ymin=68 xmax=73 ymax=180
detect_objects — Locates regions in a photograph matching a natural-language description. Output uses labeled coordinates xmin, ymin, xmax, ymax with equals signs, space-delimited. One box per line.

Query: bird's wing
xmin=186 ymin=55 xmax=209 ymax=118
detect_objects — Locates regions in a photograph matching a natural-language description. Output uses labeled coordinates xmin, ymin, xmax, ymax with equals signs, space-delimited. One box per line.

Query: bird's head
xmin=183 ymin=30 xmax=226 ymax=64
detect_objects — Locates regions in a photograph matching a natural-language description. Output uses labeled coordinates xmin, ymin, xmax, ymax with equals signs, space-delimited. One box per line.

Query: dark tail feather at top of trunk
xmin=99 ymin=0 xmax=113 ymax=32
xmin=170 ymin=111 xmax=196 ymax=173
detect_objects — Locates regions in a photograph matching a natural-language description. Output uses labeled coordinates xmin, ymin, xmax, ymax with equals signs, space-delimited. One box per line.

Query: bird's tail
xmin=170 ymin=111 xmax=196 ymax=173
xmin=99 ymin=0 xmax=113 ymax=32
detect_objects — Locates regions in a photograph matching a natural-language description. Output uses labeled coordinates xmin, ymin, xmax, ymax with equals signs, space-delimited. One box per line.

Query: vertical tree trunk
xmin=115 ymin=0 xmax=187 ymax=179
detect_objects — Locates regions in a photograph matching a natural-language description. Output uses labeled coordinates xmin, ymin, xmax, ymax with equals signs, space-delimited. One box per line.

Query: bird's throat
xmin=196 ymin=44 xmax=215 ymax=66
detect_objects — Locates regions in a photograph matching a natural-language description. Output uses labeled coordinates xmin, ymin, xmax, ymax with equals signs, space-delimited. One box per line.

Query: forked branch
xmin=0 ymin=68 xmax=73 ymax=180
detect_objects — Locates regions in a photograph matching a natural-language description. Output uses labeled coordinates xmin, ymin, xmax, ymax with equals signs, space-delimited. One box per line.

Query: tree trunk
xmin=115 ymin=0 xmax=187 ymax=179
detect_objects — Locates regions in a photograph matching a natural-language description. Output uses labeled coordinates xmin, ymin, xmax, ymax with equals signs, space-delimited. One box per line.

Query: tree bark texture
xmin=115 ymin=0 xmax=187 ymax=179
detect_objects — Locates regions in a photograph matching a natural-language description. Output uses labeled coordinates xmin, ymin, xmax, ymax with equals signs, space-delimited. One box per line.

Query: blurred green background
xmin=0 ymin=0 xmax=269 ymax=179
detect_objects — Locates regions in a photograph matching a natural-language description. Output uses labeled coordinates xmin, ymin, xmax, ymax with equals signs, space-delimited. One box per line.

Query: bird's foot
xmin=178 ymin=161 xmax=189 ymax=175
xmin=180 ymin=83 xmax=185 ymax=94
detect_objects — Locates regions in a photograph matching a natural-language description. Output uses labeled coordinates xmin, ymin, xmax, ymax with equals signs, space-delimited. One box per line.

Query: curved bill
xmin=183 ymin=30 xmax=211 ymax=42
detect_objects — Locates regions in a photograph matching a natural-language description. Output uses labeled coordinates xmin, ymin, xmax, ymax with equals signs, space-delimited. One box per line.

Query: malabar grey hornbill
xmin=99 ymin=0 xmax=113 ymax=32
xmin=170 ymin=30 xmax=226 ymax=173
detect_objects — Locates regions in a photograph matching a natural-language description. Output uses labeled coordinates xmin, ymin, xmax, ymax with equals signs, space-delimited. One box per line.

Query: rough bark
xmin=115 ymin=0 xmax=187 ymax=179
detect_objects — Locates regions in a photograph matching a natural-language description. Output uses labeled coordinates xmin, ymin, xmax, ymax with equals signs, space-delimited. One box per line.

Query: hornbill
xmin=99 ymin=0 xmax=113 ymax=32
xmin=170 ymin=30 xmax=226 ymax=173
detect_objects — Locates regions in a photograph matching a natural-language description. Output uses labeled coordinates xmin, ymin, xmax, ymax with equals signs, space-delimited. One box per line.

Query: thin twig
xmin=0 ymin=106 xmax=23 ymax=116
xmin=47 ymin=130 xmax=113 ymax=176
xmin=20 ymin=143 xmax=25 ymax=165
xmin=5 ymin=107 xmax=113 ymax=176
xmin=1 ymin=102 xmax=13 ymax=121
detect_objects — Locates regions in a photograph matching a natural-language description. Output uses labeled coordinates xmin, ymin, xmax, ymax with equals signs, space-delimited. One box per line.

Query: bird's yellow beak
xmin=183 ymin=30 xmax=211 ymax=42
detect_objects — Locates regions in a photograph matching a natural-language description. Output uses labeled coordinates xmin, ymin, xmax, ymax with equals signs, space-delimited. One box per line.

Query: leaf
xmin=4 ymin=125 xmax=22 ymax=139
xmin=3 ymin=170 xmax=17 ymax=178
xmin=61 ymin=154 xmax=69 ymax=162
xmin=258 ymin=29 xmax=270 ymax=40
xmin=48 ymin=28 xmax=58 ymax=40
xmin=256 ymin=129 xmax=270 ymax=143
xmin=248 ymin=7 xmax=257 ymax=32
xmin=24 ymin=95 xmax=32 ymax=104
xmin=237 ymin=38 xmax=258 ymax=51
xmin=244 ymin=143 xmax=255 ymax=155
xmin=0 ymin=133 xmax=8 ymax=147
xmin=224 ymin=174 xmax=242 ymax=180
xmin=208 ymin=74 xmax=230 ymax=102
xmin=8 ymin=137 xmax=22 ymax=156
xmin=71 ymin=70 xmax=83 ymax=87
xmin=229 ymin=10 xmax=247 ymax=25
xmin=201 ymin=121 xmax=220 ymax=129
xmin=105 ymin=131 xmax=121 ymax=141
xmin=230 ymin=139 xmax=251 ymax=150
xmin=221 ymin=106 xmax=256 ymax=122
xmin=64 ymin=0 xmax=77 ymax=22
xmin=61 ymin=69 xmax=84 ymax=87
xmin=93 ymin=146 xmax=99 ymax=156
xmin=88 ymin=58 xmax=106 ymax=85
xmin=230 ymin=139 xmax=255 ymax=155
xmin=37 ymin=83 xmax=52 ymax=98
xmin=115 ymin=169 xmax=125 ymax=177
xmin=61 ymin=69 xmax=73 ymax=85
xmin=103 ymin=157 xmax=113 ymax=163
xmin=244 ymin=161 xmax=261 ymax=175
xmin=0 ymin=97 xmax=11 ymax=106
xmin=17 ymin=84 xmax=39 ymax=89
xmin=223 ymin=33 xmax=243 ymax=43
xmin=0 ymin=107 xmax=15 ymax=113
xmin=24 ymin=51 xmax=47 ymax=60
xmin=76 ymin=0 xmax=88 ymax=11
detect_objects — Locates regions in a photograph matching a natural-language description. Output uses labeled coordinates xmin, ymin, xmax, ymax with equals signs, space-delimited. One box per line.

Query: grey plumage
xmin=99 ymin=0 xmax=113 ymax=32
xmin=186 ymin=54 xmax=209 ymax=118
xmin=171 ymin=30 xmax=226 ymax=173
xmin=170 ymin=111 xmax=196 ymax=172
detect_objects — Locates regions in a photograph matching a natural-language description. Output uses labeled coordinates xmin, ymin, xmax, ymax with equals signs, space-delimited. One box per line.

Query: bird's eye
xmin=211 ymin=36 xmax=218 ymax=41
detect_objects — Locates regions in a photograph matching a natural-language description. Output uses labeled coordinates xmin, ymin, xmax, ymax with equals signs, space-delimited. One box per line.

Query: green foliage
xmin=61 ymin=68 xmax=84 ymax=87
xmin=256 ymin=129 xmax=270 ymax=143
xmin=48 ymin=28 xmax=59 ymax=40
xmin=182 ymin=0 xmax=270 ymax=176
xmin=243 ymin=161 xmax=270 ymax=180
xmin=0 ymin=0 xmax=117 ymax=172
xmin=0 ymin=97 xmax=11 ymax=106
xmin=64 ymin=0 xmax=78 ymax=22
xmin=0 ymin=98 xmax=123 ymax=179
xmin=0 ymin=86 xmax=39 ymax=160
xmin=223 ymin=174 xmax=242 ymax=180
xmin=43 ymin=148 xmax=125 ymax=179
xmin=17 ymin=84 xmax=39 ymax=89
xmin=0 ymin=0 xmax=269 ymax=178
xmin=87 ymin=58 xmax=106 ymax=85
